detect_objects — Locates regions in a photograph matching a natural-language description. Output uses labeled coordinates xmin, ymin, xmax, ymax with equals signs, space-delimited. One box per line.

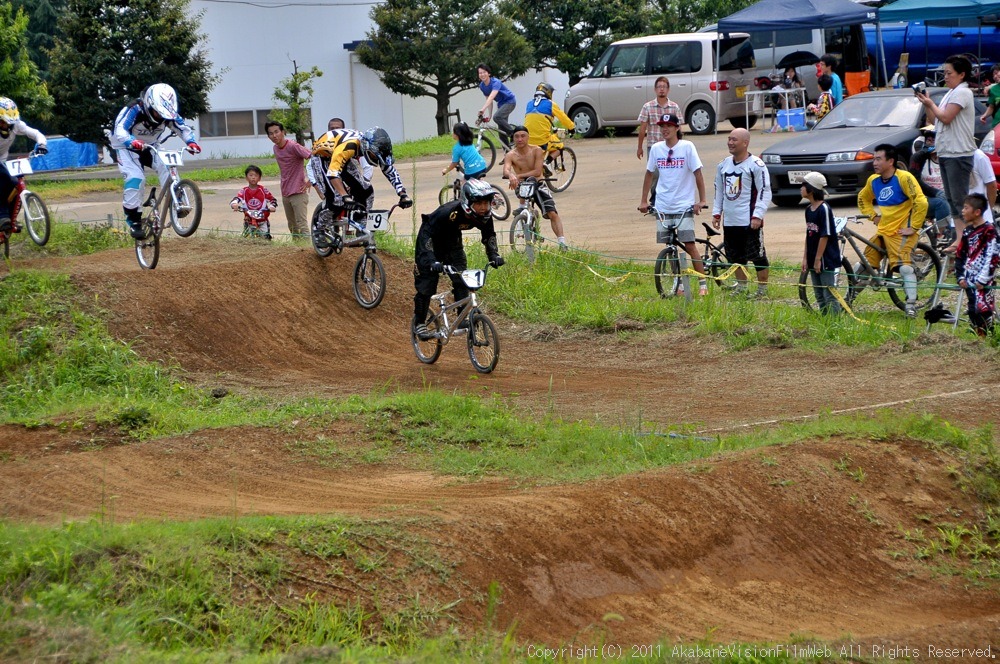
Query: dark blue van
xmin=864 ymin=20 xmax=1000 ymax=86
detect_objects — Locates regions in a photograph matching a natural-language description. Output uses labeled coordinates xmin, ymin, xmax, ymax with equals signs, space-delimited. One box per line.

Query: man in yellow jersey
xmin=857 ymin=143 xmax=929 ymax=318
xmin=523 ymin=83 xmax=574 ymax=150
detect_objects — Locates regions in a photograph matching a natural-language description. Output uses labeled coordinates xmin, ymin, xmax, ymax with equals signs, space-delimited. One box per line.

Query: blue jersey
xmin=480 ymin=78 xmax=516 ymax=107
xmin=452 ymin=142 xmax=487 ymax=176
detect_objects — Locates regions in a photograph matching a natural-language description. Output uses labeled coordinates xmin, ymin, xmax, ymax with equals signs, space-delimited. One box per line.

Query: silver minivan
xmin=564 ymin=32 xmax=757 ymax=137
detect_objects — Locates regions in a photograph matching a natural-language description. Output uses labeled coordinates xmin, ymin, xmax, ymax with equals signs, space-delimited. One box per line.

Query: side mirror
xmin=602 ymin=65 xmax=610 ymax=78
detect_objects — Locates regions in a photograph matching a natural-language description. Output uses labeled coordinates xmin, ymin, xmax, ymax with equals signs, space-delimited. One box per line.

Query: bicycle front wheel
xmin=169 ymin=179 xmax=203 ymax=237
xmin=412 ymin=315 xmax=442 ymax=364
xmin=467 ymin=309 xmax=500 ymax=373
xmin=490 ymin=185 xmax=510 ymax=221
xmin=477 ymin=134 xmax=497 ymax=173
xmin=353 ymin=251 xmax=386 ymax=309
xmin=798 ymin=258 xmax=855 ymax=311
xmin=22 ymin=192 xmax=50 ymax=246
xmin=654 ymin=246 xmax=681 ymax=298
xmin=544 ymin=147 xmax=577 ymax=193
xmin=135 ymin=230 xmax=160 ymax=270
xmin=509 ymin=213 xmax=529 ymax=254
xmin=887 ymin=242 xmax=942 ymax=311
xmin=310 ymin=204 xmax=334 ymax=258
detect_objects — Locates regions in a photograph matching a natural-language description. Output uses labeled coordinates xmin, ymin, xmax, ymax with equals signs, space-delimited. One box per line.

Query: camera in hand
xmin=912 ymin=82 xmax=927 ymax=94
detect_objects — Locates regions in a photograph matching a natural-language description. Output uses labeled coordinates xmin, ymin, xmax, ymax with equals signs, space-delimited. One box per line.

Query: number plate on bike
xmin=516 ymin=181 xmax=536 ymax=199
xmin=366 ymin=209 xmax=389 ymax=231
xmin=460 ymin=269 xmax=485 ymax=289
xmin=158 ymin=151 xmax=184 ymax=167
xmin=4 ymin=158 xmax=32 ymax=176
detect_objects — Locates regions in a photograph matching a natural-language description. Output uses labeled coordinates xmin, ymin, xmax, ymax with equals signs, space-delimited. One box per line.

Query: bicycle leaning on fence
xmin=3 ymin=147 xmax=52 ymax=248
xmin=310 ymin=202 xmax=398 ymax=309
xmin=797 ymin=214 xmax=942 ymax=314
xmin=411 ymin=262 xmax=501 ymax=373
xmin=133 ymin=142 xmax=203 ymax=270
xmin=438 ymin=166 xmax=511 ymax=221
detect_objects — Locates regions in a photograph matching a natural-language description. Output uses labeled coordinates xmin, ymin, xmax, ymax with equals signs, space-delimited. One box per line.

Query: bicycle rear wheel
xmin=490 ymin=185 xmax=510 ymax=221
xmin=544 ymin=147 xmax=577 ymax=193
xmin=135 ymin=226 xmax=159 ymax=270
xmin=797 ymin=258 xmax=855 ymax=311
xmin=467 ymin=309 xmax=500 ymax=373
xmin=22 ymin=192 xmax=50 ymax=246
xmin=412 ymin=314 xmax=443 ymax=364
xmin=654 ymin=246 xmax=682 ymax=297
xmin=887 ymin=242 xmax=942 ymax=311
xmin=353 ymin=251 xmax=386 ymax=309
xmin=168 ymin=179 xmax=202 ymax=237
xmin=477 ymin=134 xmax=497 ymax=173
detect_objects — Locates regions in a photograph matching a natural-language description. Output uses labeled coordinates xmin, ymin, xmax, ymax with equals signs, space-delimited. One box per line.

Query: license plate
xmin=735 ymin=85 xmax=747 ymax=99
xmin=788 ymin=170 xmax=810 ymax=184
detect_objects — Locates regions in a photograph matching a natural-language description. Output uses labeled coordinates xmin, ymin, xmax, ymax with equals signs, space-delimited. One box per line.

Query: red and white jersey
xmin=231 ymin=185 xmax=277 ymax=222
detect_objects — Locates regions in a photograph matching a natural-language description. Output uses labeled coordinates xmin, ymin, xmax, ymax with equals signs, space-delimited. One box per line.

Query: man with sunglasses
xmin=638 ymin=114 xmax=709 ymax=296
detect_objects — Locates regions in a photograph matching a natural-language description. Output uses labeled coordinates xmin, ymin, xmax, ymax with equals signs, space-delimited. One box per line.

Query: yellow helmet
xmin=0 ymin=97 xmax=19 ymax=125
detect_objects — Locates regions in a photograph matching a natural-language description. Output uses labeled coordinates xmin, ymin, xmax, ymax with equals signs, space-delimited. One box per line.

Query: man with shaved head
xmin=712 ymin=128 xmax=773 ymax=297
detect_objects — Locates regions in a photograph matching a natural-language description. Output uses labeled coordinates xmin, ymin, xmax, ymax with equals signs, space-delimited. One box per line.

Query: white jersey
xmin=646 ymin=139 xmax=703 ymax=214
xmin=110 ymin=99 xmax=196 ymax=150
xmin=712 ymin=153 xmax=772 ymax=226
xmin=0 ymin=120 xmax=46 ymax=162
xmin=970 ymin=149 xmax=996 ymax=224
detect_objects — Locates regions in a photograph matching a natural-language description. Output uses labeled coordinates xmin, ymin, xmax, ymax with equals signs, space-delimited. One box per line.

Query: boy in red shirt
xmin=230 ymin=165 xmax=277 ymax=239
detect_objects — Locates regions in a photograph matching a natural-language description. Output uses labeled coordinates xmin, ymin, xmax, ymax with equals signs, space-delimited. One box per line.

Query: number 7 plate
xmin=4 ymin=158 xmax=32 ymax=176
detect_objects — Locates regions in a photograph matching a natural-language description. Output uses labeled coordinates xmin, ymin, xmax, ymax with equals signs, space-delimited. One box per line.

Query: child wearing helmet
xmin=0 ymin=97 xmax=48 ymax=235
xmin=110 ymin=83 xmax=202 ymax=238
xmin=308 ymin=126 xmax=413 ymax=249
xmin=412 ymin=178 xmax=504 ymax=340
xmin=523 ymin=82 xmax=574 ymax=151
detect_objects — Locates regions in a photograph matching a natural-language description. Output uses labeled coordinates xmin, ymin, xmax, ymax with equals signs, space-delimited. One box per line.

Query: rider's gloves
xmin=341 ymin=194 xmax=356 ymax=210
xmin=399 ymin=194 xmax=413 ymax=209
xmin=35 ymin=145 xmax=48 ymax=156
xmin=431 ymin=261 xmax=444 ymax=273
xmin=489 ymin=255 xmax=505 ymax=268
xmin=186 ymin=141 xmax=202 ymax=154
xmin=130 ymin=139 xmax=145 ymax=151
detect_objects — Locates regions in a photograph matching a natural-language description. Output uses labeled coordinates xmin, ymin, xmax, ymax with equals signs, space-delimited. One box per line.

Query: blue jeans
xmin=939 ymin=155 xmax=974 ymax=217
xmin=810 ymin=268 xmax=842 ymax=314
xmin=926 ymin=192 xmax=952 ymax=225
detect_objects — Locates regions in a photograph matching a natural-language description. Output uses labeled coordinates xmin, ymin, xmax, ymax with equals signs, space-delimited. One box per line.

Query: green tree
xmin=270 ymin=62 xmax=322 ymax=146
xmin=0 ymin=3 xmax=54 ymax=122
xmin=12 ymin=0 xmax=65 ymax=80
xmin=47 ymin=0 xmax=216 ymax=145
xmin=357 ymin=0 xmax=533 ymax=136
xmin=503 ymin=0 xmax=646 ymax=86
xmin=645 ymin=0 xmax=756 ymax=35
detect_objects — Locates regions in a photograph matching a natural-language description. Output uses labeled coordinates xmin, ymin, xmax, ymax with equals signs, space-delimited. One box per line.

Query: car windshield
xmin=814 ymin=95 xmax=922 ymax=130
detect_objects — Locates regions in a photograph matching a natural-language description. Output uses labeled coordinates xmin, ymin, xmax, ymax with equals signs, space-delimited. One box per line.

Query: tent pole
xmin=877 ymin=21 xmax=888 ymax=87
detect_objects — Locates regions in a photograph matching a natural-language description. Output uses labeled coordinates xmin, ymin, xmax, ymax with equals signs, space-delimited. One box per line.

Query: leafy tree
xmin=357 ymin=0 xmax=533 ymax=136
xmin=12 ymin=0 xmax=65 ymax=80
xmin=645 ymin=0 xmax=756 ymax=35
xmin=270 ymin=62 xmax=322 ymax=145
xmin=47 ymin=0 xmax=217 ymax=145
xmin=0 ymin=3 xmax=54 ymax=122
xmin=503 ymin=0 xmax=646 ymax=86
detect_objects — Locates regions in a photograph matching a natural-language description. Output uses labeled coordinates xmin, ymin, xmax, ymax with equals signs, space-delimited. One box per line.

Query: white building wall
xmin=187 ymin=1 xmax=568 ymax=159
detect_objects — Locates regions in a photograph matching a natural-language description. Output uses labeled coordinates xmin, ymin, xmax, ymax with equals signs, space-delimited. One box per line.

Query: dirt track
xmin=2 ymin=238 xmax=999 ymax=648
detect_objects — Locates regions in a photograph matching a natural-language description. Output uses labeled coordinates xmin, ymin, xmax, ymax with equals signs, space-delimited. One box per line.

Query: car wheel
xmin=687 ymin=102 xmax=716 ymax=135
xmin=772 ymin=195 xmax=803 ymax=208
xmin=572 ymin=106 xmax=599 ymax=138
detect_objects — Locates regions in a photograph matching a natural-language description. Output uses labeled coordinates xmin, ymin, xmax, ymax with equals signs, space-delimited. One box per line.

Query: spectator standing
xmin=712 ymin=128 xmax=773 ymax=298
xmin=916 ymin=55 xmax=976 ymax=240
xmin=800 ymin=172 xmax=842 ymax=314
xmin=856 ymin=143 xmax=928 ymax=318
xmin=477 ymin=63 xmax=517 ymax=148
xmin=230 ymin=164 xmax=278 ymax=240
xmin=636 ymin=76 xmax=681 ymax=160
xmin=638 ymin=114 xmax=709 ymax=296
xmin=807 ymin=75 xmax=835 ymax=120
xmin=979 ymin=64 xmax=1000 ymax=128
xmin=955 ymin=193 xmax=1000 ymax=336
xmin=266 ymin=120 xmax=312 ymax=238
xmin=817 ymin=54 xmax=844 ymax=105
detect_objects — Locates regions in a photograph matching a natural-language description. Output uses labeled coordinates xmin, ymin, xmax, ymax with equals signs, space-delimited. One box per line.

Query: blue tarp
xmin=29 ymin=137 xmax=100 ymax=171
xmin=718 ymin=0 xmax=878 ymax=32
xmin=880 ymin=0 xmax=1000 ymax=22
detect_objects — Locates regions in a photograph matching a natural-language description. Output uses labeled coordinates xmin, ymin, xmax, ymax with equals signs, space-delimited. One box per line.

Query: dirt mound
xmin=2 ymin=240 xmax=999 ymax=647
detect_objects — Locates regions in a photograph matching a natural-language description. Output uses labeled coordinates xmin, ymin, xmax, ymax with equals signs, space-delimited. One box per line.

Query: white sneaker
xmin=905 ymin=301 xmax=917 ymax=319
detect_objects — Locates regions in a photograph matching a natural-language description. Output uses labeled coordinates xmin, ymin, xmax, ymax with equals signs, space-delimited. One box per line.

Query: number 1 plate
xmin=4 ymin=158 xmax=32 ymax=176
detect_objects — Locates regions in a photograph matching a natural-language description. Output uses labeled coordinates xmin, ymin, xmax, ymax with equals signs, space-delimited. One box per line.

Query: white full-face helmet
xmin=142 ymin=83 xmax=179 ymax=123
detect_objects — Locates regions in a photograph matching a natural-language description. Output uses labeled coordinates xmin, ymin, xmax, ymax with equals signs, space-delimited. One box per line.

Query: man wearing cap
xmin=638 ymin=113 xmax=709 ymax=296
xmin=712 ymin=128 xmax=772 ymax=298
xmin=800 ymin=171 xmax=842 ymax=314
xmin=857 ymin=143 xmax=928 ymax=318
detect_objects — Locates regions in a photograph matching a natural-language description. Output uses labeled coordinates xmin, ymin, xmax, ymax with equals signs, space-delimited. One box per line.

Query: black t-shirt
xmin=416 ymin=200 xmax=498 ymax=265
xmin=804 ymin=201 xmax=842 ymax=270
